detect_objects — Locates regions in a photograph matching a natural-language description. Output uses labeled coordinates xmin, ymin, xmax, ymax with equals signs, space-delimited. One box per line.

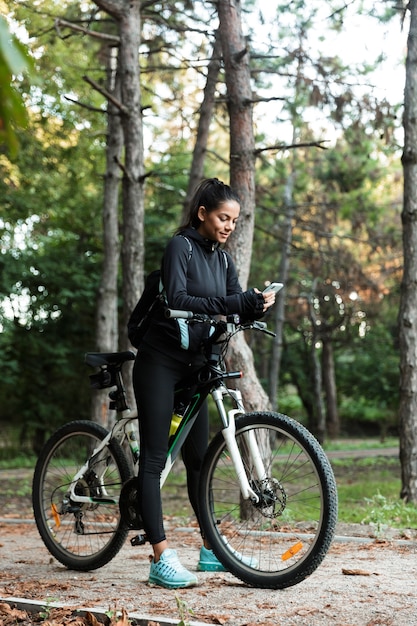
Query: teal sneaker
xmin=149 ymin=549 xmax=198 ymax=589
xmin=197 ymin=545 xmax=258 ymax=572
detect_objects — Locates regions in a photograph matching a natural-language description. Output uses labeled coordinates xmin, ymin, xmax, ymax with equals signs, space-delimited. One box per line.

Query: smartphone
xmin=262 ymin=282 xmax=284 ymax=294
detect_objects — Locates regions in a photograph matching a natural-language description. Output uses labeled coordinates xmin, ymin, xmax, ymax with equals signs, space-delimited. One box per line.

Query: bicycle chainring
xmin=119 ymin=477 xmax=144 ymax=530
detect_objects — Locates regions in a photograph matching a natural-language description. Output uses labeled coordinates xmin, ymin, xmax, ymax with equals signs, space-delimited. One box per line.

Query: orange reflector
xmin=281 ymin=541 xmax=303 ymax=561
xmin=51 ymin=503 xmax=61 ymax=528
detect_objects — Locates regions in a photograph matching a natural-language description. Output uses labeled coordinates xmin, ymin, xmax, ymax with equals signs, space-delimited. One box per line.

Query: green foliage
xmin=361 ymin=492 xmax=417 ymax=535
xmin=175 ymin=593 xmax=194 ymax=626
xmin=334 ymin=456 xmax=417 ymax=532
xmin=0 ymin=15 xmax=34 ymax=155
xmin=0 ymin=2 xmax=107 ymax=445
xmin=336 ymin=322 xmax=399 ymax=433
xmin=0 ymin=235 xmax=100 ymax=450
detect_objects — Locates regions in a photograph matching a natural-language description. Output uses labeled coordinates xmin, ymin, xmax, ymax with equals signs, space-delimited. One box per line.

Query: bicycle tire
xmin=32 ymin=420 xmax=133 ymax=571
xmin=199 ymin=412 xmax=338 ymax=589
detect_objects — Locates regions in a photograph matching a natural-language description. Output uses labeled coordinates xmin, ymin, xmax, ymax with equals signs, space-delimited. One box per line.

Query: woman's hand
xmin=254 ymin=288 xmax=276 ymax=312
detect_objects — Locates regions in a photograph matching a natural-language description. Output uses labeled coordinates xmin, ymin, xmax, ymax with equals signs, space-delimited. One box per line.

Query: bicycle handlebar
xmin=164 ymin=309 xmax=195 ymax=319
xmin=164 ymin=309 xmax=276 ymax=337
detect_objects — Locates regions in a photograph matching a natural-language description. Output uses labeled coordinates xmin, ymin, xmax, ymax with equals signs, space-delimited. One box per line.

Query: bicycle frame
xmin=67 ymin=366 xmax=267 ymax=508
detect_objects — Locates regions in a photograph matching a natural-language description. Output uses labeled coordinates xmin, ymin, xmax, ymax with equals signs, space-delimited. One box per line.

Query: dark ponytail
xmin=177 ymin=178 xmax=240 ymax=232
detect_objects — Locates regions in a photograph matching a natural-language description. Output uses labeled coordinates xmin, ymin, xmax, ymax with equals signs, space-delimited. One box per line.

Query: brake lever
xmin=251 ymin=321 xmax=276 ymax=336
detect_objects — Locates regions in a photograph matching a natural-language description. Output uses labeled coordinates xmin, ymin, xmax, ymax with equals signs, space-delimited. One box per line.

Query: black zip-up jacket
xmin=142 ymin=228 xmax=264 ymax=359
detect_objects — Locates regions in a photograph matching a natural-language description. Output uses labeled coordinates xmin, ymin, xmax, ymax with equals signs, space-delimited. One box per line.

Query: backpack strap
xmin=179 ymin=234 xmax=193 ymax=260
xmin=222 ymin=249 xmax=228 ymax=270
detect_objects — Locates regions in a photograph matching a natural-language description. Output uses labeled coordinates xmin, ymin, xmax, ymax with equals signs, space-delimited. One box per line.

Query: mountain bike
xmin=32 ymin=311 xmax=338 ymax=589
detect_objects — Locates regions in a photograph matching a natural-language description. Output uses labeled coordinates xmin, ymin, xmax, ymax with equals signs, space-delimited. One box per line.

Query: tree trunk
xmin=118 ymin=2 xmax=144 ymax=327
xmin=217 ymin=0 xmax=254 ymax=289
xmin=118 ymin=2 xmax=144 ymax=409
xmin=268 ymin=172 xmax=294 ymax=410
xmin=217 ymin=0 xmax=270 ymax=412
xmin=93 ymin=0 xmax=145 ymax=411
xmin=308 ymin=285 xmax=326 ymax=442
xmin=399 ymin=0 xmax=417 ymax=504
xmin=182 ymin=32 xmax=222 ymax=219
xmin=91 ymin=44 xmax=123 ymax=427
xmin=322 ymin=338 xmax=340 ymax=438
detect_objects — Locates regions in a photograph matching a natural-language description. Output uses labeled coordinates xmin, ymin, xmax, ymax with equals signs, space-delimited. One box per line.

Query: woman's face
xmin=197 ymin=200 xmax=240 ymax=243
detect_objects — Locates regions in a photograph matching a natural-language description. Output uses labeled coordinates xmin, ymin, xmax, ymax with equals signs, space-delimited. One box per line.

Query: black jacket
xmin=142 ymin=228 xmax=264 ymax=359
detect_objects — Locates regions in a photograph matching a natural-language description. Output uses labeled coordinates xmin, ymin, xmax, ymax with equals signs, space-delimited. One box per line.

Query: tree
xmin=90 ymin=0 xmax=144 ymax=412
xmin=0 ymin=0 xmax=406 ymax=449
xmin=91 ymin=42 xmax=123 ymax=425
xmin=217 ymin=0 xmax=270 ymax=412
xmin=399 ymin=0 xmax=417 ymax=503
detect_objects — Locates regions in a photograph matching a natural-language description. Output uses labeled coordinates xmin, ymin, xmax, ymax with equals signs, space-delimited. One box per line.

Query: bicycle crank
xmin=119 ymin=477 xmax=144 ymax=530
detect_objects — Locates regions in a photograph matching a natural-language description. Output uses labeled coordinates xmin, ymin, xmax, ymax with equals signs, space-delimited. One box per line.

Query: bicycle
xmin=32 ymin=310 xmax=338 ymax=589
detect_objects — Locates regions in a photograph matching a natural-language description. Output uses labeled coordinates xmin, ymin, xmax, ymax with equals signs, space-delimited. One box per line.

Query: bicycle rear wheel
xmin=32 ymin=420 xmax=132 ymax=571
xmin=199 ymin=412 xmax=337 ymax=589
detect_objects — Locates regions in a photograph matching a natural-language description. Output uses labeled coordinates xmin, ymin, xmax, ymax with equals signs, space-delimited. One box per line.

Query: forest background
xmin=0 ymin=1 xmax=412 ymax=478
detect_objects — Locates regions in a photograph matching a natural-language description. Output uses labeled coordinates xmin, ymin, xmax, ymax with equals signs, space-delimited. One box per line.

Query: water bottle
xmin=169 ymin=413 xmax=182 ymax=437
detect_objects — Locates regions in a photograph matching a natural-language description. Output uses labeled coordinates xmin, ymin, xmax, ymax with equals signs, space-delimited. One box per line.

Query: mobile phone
xmin=262 ymin=282 xmax=284 ymax=294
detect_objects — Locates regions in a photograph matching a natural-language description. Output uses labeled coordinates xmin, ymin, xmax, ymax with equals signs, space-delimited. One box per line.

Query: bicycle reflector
xmin=51 ymin=503 xmax=61 ymax=528
xmin=281 ymin=541 xmax=303 ymax=561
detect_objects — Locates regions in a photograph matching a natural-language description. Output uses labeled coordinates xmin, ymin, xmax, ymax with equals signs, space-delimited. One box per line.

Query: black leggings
xmin=132 ymin=345 xmax=208 ymax=545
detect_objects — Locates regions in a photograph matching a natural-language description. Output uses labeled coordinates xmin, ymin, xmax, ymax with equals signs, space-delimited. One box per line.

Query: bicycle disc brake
xmin=250 ymin=477 xmax=286 ymax=518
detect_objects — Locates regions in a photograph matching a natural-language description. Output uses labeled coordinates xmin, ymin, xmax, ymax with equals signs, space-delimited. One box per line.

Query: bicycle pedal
xmin=130 ymin=533 xmax=147 ymax=546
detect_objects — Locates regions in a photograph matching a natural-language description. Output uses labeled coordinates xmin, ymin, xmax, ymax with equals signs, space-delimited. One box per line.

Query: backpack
xmin=127 ymin=236 xmax=193 ymax=349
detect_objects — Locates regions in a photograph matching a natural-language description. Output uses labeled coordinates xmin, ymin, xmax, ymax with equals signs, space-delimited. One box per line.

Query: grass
xmin=331 ymin=454 xmax=417 ymax=530
xmin=330 ymin=456 xmax=410 ymax=530
xmin=323 ymin=436 xmax=398 ymax=452
xmin=2 ymin=437 xmax=417 ymax=534
xmin=0 ymin=454 xmax=38 ymax=469
xmin=161 ymin=442 xmax=417 ymax=532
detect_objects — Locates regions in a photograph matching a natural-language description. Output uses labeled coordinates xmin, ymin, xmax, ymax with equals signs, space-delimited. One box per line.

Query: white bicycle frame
xmin=66 ymin=385 xmax=268 ymax=506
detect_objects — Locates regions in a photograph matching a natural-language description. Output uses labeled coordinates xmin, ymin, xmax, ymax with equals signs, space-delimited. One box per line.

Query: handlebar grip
xmin=165 ymin=309 xmax=194 ymax=319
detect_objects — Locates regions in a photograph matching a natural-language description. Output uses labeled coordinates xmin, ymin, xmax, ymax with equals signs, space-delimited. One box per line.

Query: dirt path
xmin=1 ymin=516 xmax=416 ymax=626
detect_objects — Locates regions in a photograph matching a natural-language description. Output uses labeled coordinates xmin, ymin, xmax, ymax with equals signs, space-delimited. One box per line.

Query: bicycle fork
xmin=212 ymin=387 xmax=267 ymax=504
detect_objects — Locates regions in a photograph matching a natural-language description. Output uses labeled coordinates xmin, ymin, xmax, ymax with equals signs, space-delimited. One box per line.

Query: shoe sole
xmin=197 ymin=562 xmax=226 ymax=572
xmin=148 ymin=575 xmax=198 ymax=589
xmin=198 ymin=557 xmax=258 ymax=572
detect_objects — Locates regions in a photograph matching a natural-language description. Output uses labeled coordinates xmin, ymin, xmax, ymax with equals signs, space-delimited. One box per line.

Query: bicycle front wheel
xmin=199 ymin=412 xmax=338 ymax=589
xmin=32 ymin=420 xmax=132 ymax=571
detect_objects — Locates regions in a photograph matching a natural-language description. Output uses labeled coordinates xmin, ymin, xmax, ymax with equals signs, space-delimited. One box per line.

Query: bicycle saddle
xmin=85 ymin=351 xmax=135 ymax=368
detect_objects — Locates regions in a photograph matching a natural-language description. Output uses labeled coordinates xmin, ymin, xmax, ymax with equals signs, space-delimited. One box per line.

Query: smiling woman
xmin=196 ymin=200 xmax=240 ymax=244
xmin=131 ymin=177 xmax=276 ymax=589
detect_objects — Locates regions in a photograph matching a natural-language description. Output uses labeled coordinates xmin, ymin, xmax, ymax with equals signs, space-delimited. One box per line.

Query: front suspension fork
xmin=212 ymin=387 xmax=268 ymax=503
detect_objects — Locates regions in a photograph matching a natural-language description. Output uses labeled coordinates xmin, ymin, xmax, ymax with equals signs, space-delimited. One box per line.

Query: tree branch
xmin=55 ymin=18 xmax=119 ymax=43
xmin=83 ymin=75 xmax=128 ymax=114
xmin=254 ymin=140 xmax=329 ymax=155
xmin=63 ymin=95 xmax=108 ymax=114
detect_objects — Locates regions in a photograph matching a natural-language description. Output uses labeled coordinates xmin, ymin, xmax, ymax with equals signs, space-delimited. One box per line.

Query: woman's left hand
xmin=254 ymin=288 xmax=276 ymax=312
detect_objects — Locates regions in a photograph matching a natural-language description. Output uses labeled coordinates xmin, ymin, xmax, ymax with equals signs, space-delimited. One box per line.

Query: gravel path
xmin=1 ymin=517 xmax=416 ymax=626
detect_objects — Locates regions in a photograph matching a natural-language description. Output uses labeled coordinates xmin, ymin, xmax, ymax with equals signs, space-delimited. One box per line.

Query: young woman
xmin=132 ymin=178 xmax=275 ymax=589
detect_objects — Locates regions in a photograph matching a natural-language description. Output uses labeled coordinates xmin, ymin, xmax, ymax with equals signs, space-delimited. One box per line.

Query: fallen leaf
xmin=342 ymin=568 xmax=374 ymax=576
xmin=0 ymin=601 xmax=28 ymax=620
xmin=85 ymin=610 xmax=102 ymax=625
xmin=212 ymin=614 xmax=231 ymax=624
